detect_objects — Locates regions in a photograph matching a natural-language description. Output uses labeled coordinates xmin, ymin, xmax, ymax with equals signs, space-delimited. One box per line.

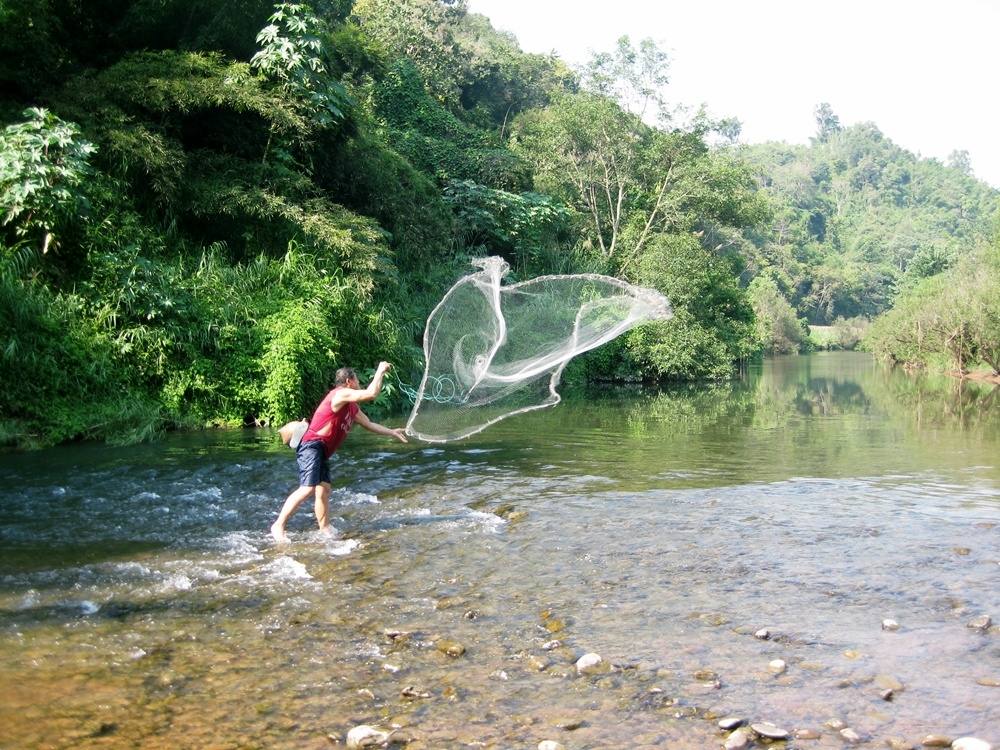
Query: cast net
xmin=405 ymin=257 xmax=672 ymax=442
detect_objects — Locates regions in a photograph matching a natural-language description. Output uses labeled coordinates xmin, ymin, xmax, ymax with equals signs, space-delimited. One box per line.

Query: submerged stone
xmin=724 ymin=728 xmax=751 ymax=750
xmin=346 ymin=725 xmax=390 ymax=748
xmin=718 ymin=716 xmax=745 ymax=730
xmin=966 ymin=615 xmax=992 ymax=631
xmin=952 ymin=738 xmax=992 ymax=750
xmin=922 ymin=736 xmax=954 ymax=747
xmin=575 ymin=653 xmax=604 ymax=675
xmin=751 ymin=722 xmax=789 ymax=739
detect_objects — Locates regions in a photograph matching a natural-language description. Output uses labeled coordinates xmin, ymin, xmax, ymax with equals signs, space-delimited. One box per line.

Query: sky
xmin=466 ymin=0 xmax=1000 ymax=188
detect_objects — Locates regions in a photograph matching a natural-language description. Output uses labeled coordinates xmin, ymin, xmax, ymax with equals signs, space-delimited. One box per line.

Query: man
xmin=270 ymin=362 xmax=408 ymax=543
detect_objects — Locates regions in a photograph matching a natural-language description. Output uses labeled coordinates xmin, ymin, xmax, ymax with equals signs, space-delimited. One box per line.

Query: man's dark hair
xmin=335 ymin=367 xmax=357 ymax=386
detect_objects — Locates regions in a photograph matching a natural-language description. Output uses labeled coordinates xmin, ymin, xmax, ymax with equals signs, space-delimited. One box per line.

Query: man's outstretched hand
xmin=389 ymin=427 xmax=408 ymax=443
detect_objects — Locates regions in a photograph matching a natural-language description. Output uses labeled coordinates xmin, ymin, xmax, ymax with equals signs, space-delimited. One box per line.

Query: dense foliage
xmin=1 ymin=2 xmax=996 ymax=447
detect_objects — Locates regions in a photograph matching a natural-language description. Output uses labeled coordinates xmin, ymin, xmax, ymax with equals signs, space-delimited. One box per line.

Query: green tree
xmin=0 ymin=108 xmax=95 ymax=254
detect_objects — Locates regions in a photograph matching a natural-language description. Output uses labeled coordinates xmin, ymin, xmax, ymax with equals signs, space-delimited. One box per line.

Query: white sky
xmin=466 ymin=0 xmax=1000 ymax=188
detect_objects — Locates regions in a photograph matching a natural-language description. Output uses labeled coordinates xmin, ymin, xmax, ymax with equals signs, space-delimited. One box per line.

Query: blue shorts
xmin=296 ymin=440 xmax=331 ymax=487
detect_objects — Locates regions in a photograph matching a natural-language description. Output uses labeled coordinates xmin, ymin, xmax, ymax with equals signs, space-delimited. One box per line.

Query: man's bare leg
xmin=271 ymin=484 xmax=315 ymax=542
xmin=314 ymin=482 xmax=332 ymax=535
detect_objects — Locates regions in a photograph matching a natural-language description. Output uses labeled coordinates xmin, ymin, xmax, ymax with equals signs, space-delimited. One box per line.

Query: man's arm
xmin=331 ymin=362 xmax=391 ymax=409
xmin=354 ymin=410 xmax=408 ymax=443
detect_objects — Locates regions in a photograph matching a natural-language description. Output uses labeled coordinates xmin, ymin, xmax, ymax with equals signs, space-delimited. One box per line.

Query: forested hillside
xmin=741 ymin=106 xmax=998 ymax=352
xmin=1 ymin=0 xmax=997 ymax=447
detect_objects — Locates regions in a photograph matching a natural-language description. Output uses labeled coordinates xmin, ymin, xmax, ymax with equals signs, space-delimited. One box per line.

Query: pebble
xmin=554 ymin=717 xmax=585 ymax=731
xmin=724 ymin=728 xmax=751 ymax=749
xmin=841 ymin=728 xmax=862 ymax=744
xmin=575 ymin=653 xmax=604 ymax=675
xmin=923 ymin=736 xmax=954 ymax=747
xmin=952 ymin=739 xmax=992 ymax=750
xmin=953 ymin=547 xmax=971 ymax=556
xmin=754 ymin=628 xmax=772 ymax=640
xmin=718 ymin=717 xmax=745 ymax=730
xmin=751 ymin=722 xmax=789 ymax=740
xmin=882 ymin=618 xmax=901 ymax=631
xmin=795 ymin=728 xmax=821 ymax=740
xmin=875 ymin=674 xmax=905 ymax=692
xmin=526 ymin=655 xmax=549 ymax=672
xmin=880 ymin=688 xmax=895 ymax=701
xmin=885 ymin=737 xmax=913 ymax=750
xmin=967 ymin=615 xmax=992 ymax=631
xmin=975 ymin=677 xmax=1000 ymax=687
xmin=824 ymin=718 xmax=846 ymax=731
xmin=435 ymin=640 xmax=465 ymax=657
xmin=541 ymin=639 xmax=562 ymax=651
xmin=768 ymin=659 xmax=787 ymax=674
xmin=346 ymin=725 xmax=390 ymax=749
xmin=693 ymin=668 xmax=719 ymax=681
xmin=538 ymin=742 xmax=565 ymax=750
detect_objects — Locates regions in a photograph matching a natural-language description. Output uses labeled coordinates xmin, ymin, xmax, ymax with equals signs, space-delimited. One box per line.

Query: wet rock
xmin=693 ymin=668 xmax=719 ymax=681
xmin=794 ymin=728 xmax=821 ymax=740
xmin=575 ymin=653 xmax=604 ymax=675
xmin=975 ymin=677 xmax=1000 ymax=687
xmin=886 ymin=737 xmax=914 ymax=750
xmin=462 ymin=608 xmax=479 ymax=620
xmin=841 ymin=728 xmax=863 ymax=743
xmin=435 ymin=640 xmax=465 ymax=658
xmin=382 ymin=663 xmax=401 ymax=673
xmin=952 ymin=738 xmax=992 ymax=750
xmin=880 ymin=688 xmax=895 ymax=701
xmin=357 ymin=688 xmax=376 ymax=701
xmin=544 ymin=619 xmax=567 ymax=633
xmin=843 ymin=649 xmax=863 ymax=660
xmin=346 ymin=725 xmax=390 ymax=748
xmin=966 ymin=615 xmax=992 ymax=631
xmin=541 ymin=639 xmax=562 ymax=651
xmin=768 ymin=659 xmax=787 ymax=674
xmin=824 ymin=718 xmax=846 ymax=731
xmin=537 ymin=742 xmax=565 ymax=750
xmin=724 ymin=728 xmax=751 ymax=749
xmin=754 ymin=628 xmax=772 ymax=640
xmin=953 ymin=547 xmax=971 ymax=556
xmin=751 ymin=722 xmax=790 ymax=740
xmin=882 ymin=619 xmax=901 ymax=631
xmin=923 ymin=736 xmax=954 ymax=747
xmin=384 ymin=630 xmax=411 ymax=643
xmin=718 ymin=717 xmax=745 ymax=731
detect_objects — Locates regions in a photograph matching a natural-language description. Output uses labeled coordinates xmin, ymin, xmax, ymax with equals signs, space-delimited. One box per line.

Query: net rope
xmin=404 ymin=257 xmax=672 ymax=442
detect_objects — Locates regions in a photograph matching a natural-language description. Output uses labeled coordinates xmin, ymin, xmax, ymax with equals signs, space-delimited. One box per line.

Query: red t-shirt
xmin=301 ymin=387 xmax=359 ymax=458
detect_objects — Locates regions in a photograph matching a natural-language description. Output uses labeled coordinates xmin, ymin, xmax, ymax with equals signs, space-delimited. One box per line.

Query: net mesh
xmin=405 ymin=257 xmax=672 ymax=442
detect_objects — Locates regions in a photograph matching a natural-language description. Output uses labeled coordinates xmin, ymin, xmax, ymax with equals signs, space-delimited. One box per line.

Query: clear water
xmin=1 ymin=352 xmax=997 ymax=749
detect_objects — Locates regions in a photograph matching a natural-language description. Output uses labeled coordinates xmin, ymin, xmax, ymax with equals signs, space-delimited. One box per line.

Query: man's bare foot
xmin=317 ymin=525 xmax=335 ymax=537
xmin=270 ymin=522 xmax=289 ymax=544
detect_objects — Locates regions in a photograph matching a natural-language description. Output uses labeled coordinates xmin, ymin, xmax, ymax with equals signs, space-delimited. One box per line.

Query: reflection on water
xmin=0 ymin=352 xmax=997 ymax=749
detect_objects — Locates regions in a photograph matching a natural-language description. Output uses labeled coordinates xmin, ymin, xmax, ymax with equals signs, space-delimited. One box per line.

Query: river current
xmin=0 ymin=352 xmax=997 ymax=749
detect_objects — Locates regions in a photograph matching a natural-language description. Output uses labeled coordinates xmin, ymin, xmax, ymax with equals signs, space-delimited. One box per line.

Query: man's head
xmin=334 ymin=366 xmax=359 ymax=388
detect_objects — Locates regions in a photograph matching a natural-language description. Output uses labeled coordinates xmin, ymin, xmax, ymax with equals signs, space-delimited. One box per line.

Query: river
xmin=0 ymin=352 xmax=997 ymax=749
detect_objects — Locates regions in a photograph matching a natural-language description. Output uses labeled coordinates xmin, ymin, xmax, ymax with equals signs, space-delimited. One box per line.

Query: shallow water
xmin=0 ymin=352 xmax=997 ymax=749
